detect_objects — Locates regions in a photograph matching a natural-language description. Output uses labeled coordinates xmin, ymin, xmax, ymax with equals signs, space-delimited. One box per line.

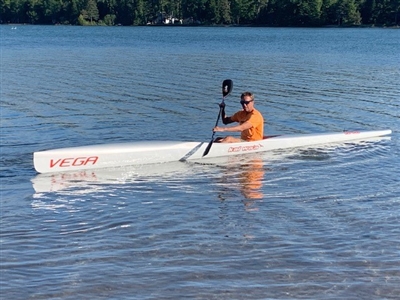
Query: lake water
xmin=1 ymin=25 xmax=399 ymax=299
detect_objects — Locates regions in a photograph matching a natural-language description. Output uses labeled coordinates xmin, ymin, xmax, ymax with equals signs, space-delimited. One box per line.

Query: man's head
xmin=240 ymin=92 xmax=255 ymax=112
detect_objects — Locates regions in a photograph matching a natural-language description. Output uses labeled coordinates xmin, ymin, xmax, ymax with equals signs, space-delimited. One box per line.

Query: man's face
xmin=240 ymin=96 xmax=254 ymax=112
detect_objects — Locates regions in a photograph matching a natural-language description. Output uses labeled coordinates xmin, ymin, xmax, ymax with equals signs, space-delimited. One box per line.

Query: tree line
xmin=1 ymin=0 xmax=399 ymax=27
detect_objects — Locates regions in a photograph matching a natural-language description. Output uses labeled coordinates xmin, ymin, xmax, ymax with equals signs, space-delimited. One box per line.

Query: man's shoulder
xmin=252 ymin=108 xmax=263 ymax=115
xmin=232 ymin=110 xmax=245 ymax=118
xmin=251 ymin=109 xmax=264 ymax=119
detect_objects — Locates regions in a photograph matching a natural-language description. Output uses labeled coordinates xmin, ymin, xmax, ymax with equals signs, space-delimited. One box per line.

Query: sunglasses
xmin=240 ymin=100 xmax=254 ymax=105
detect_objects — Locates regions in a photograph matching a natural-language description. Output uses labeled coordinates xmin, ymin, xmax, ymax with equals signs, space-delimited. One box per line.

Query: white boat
xmin=33 ymin=129 xmax=392 ymax=174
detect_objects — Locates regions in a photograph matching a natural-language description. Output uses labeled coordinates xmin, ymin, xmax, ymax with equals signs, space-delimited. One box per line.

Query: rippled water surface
xmin=1 ymin=25 xmax=400 ymax=299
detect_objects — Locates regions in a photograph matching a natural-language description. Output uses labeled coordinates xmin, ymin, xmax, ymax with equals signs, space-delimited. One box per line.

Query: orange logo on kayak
xmin=344 ymin=131 xmax=360 ymax=135
xmin=242 ymin=144 xmax=262 ymax=151
xmin=228 ymin=146 xmax=242 ymax=153
xmin=50 ymin=156 xmax=99 ymax=168
xmin=228 ymin=144 xmax=263 ymax=153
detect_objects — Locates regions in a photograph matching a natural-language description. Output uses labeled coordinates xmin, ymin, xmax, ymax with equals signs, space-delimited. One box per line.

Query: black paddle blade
xmin=222 ymin=79 xmax=233 ymax=97
xmin=202 ymin=139 xmax=214 ymax=157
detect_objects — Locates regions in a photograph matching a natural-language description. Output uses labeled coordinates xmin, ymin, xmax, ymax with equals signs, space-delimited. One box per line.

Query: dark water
xmin=1 ymin=25 xmax=399 ymax=299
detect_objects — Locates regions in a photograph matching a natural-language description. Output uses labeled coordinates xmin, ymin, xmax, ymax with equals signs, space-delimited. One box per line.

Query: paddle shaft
xmin=202 ymin=79 xmax=233 ymax=157
xmin=202 ymin=100 xmax=224 ymax=157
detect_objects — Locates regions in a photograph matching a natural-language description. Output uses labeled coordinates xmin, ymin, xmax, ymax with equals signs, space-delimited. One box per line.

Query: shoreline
xmin=2 ymin=23 xmax=399 ymax=29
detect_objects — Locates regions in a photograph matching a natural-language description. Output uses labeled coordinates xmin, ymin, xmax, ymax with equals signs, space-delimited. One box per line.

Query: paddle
xmin=202 ymin=79 xmax=233 ymax=157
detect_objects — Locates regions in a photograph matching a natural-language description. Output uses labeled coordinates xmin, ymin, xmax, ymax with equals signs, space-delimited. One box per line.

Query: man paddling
xmin=213 ymin=92 xmax=264 ymax=143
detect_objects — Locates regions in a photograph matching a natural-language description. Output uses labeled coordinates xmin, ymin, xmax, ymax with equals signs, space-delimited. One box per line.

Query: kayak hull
xmin=33 ymin=129 xmax=392 ymax=174
xmin=188 ymin=130 xmax=393 ymax=160
xmin=33 ymin=141 xmax=202 ymax=174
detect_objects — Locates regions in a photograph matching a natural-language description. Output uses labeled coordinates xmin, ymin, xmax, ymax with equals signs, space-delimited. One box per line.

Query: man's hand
xmin=213 ymin=126 xmax=225 ymax=132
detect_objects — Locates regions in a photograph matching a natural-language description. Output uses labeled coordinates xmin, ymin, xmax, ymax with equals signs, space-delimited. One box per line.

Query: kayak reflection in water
xmin=213 ymin=92 xmax=264 ymax=143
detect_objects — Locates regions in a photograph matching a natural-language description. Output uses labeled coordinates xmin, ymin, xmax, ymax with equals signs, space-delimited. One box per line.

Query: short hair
xmin=241 ymin=92 xmax=254 ymax=101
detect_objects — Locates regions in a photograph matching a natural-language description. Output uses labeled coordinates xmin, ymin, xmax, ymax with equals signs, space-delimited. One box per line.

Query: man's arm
xmin=221 ymin=106 xmax=234 ymax=124
xmin=214 ymin=121 xmax=252 ymax=133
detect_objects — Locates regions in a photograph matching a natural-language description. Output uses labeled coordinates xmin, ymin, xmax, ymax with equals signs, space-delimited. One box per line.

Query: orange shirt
xmin=231 ymin=108 xmax=264 ymax=141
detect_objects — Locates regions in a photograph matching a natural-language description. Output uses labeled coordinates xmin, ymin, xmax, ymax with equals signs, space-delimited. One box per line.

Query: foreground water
xmin=1 ymin=25 xmax=399 ymax=299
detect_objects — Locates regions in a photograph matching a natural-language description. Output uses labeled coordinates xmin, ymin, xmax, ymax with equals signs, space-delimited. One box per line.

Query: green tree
xmin=1 ymin=0 xmax=11 ymax=22
xmin=10 ymin=0 xmax=25 ymax=23
xmin=338 ymin=0 xmax=361 ymax=25
xmin=133 ymin=0 xmax=146 ymax=25
xmin=297 ymin=0 xmax=323 ymax=25
xmin=82 ymin=0 xmax=99 ymax=23
xmin=392 ymin=0 xmax=400 ymax=24
xmin=360 ymin=0 xmax=377 ymax=23
xmin=320 ymin=0 xmax=338 ymax=24
xmin=205 ymin=0 xmax=220 ymax=24
xmin=97 ymin=0 xmax=116 ymax=20
xmin=25 ymin=0 xmax=41 ymax=24
xmin=219 ymin=0 xmax=232 ymax=23
xmin=114 ymin=0 xmax=135 ymax=25
xmin=232 ymin=0 xmax=256 ymax=24
xmin=374 ymin=0 xmax=400 ymax=25
xmin=63 ymin=0 xmax=81 ymax=24
xmin=43 ymin=0 xmax=62 ymax=23
xmin=103 ymin=13 xmax=116 ymax=24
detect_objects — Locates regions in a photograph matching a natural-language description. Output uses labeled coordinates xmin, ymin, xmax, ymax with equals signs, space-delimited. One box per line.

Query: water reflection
xmin=215 ymin=155 xmax=266 ymax=211
xmin=31 ymin=161 xmax=194 ymax=194
xmin=239 ymin=159 xmax=265 ymax=199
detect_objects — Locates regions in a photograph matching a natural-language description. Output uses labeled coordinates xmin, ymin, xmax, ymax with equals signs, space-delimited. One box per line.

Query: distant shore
xmin=2 ymin=23 xmax=399 ymax=29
